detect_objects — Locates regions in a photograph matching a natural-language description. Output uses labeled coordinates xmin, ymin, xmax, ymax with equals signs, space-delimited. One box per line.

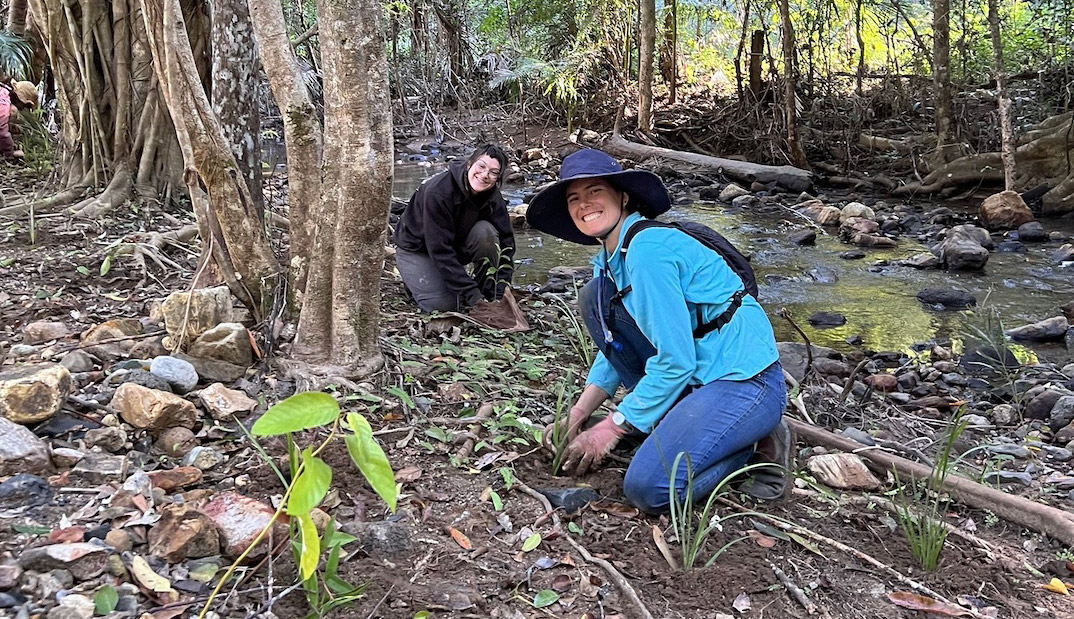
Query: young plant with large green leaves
xmin=198 ymin=392 xmax=397 ymax=619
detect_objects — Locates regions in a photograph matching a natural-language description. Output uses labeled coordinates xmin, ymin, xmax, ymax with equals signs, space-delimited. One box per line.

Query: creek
xmin=394 ymin=162 xmax=1074 ymax=365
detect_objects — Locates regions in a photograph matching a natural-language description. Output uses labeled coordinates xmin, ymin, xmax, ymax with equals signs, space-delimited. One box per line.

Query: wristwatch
xmin=611 ymin=411 xmax=633 ymax=432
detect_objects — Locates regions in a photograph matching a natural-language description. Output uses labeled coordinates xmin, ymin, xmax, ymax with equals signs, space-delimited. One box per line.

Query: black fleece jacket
xmin=393 ymin=161 xmax=515 ymax=301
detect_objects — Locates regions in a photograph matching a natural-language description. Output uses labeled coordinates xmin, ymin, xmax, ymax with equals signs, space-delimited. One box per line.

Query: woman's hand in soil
xmin=561 ymin=416 xmax=626 ymax=475
xmin=541 ymin=406 xmax=591 ymax=453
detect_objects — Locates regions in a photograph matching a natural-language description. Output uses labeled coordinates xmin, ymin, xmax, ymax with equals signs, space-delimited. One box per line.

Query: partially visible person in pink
xmin=0 ymin=78 xmax=37 ymax=160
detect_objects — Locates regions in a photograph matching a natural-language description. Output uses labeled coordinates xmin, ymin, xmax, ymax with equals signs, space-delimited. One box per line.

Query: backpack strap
xmin=618 ymin=219 xmax=747 ymax=339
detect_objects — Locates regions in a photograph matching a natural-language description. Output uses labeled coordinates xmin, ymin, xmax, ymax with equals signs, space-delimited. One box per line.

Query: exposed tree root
xmin=275 ymin=357 xmax=385 ymax=393
xmin=70 ymin=166 xmax=134 ymax=218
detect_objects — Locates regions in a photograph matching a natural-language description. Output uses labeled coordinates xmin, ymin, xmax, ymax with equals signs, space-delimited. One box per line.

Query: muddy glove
xmin=561 ymin=416 xmax=626 ymax=476
xmin=541 ymin=406 xmax=592 ymax=453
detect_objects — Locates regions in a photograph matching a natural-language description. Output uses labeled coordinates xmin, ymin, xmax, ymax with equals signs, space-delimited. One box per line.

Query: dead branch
xmin=454 ymin=402 xmax=495 ymax=460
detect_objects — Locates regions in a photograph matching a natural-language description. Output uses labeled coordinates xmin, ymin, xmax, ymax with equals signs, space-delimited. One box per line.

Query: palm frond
xmin=0 ymin=30 xmax=33 ymax=80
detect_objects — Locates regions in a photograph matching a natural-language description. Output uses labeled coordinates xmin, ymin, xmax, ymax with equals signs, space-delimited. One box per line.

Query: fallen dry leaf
xmin=887 ymin=591 xmax=972 ymax=616
xmin=48 ymin=526 xmax=85 ymax=543
xmin=732 ymin=592 xmax=751 ymax=612
xmin=589 ymin=500 xmax=639 ymax=519
xmin=651 ymin=524 xmax=679 ymax=569
xmin=747 ymin=530 xmax=777 ymax=548
xmin=551 ymin=574 xmax=573 ymax=592
xmin=448 ymin=527 xmax=473 ymax=550
xmin=131 ymin=555 xmax=178 ymax=604
xmin=394 ymin=466 xmax=422 ymax=483
xmin=1042 ymin=578 xmax=1070 ymax=595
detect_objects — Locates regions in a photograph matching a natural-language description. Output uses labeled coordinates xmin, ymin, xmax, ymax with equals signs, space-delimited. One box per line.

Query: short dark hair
xmin=465 ymin=144 xmax=509 ymax=187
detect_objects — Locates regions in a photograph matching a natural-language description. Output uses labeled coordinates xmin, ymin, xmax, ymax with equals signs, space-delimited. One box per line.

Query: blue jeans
xmin=623 ymin=362 xmax=786 ymax=513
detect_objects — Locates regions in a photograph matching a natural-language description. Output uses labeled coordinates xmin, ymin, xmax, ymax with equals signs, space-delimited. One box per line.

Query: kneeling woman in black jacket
xmin=393 ymin=145 xmax=515 ymax=312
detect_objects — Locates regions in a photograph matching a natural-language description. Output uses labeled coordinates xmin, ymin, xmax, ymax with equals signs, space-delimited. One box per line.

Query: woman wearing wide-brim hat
xmin=0 ymin=79 xmax=37 ymax=160
xmin=527 ymin=148 xmax=792 ymax=512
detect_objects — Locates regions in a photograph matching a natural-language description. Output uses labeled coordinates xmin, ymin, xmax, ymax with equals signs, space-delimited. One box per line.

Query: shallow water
xmin=394 ymin=162 xmax=1074 ymax=364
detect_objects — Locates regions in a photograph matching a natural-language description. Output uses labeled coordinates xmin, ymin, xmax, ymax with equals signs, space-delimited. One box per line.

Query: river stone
xmin=985 ymin=443 xmax=1032 ymax=458
xmin=840 ymin=202 xmax=875 ymax=223
xmin=150 ymin=356 xmax=199 ymax=393
xmin=147 ymin=466 xmax=203 ymax=491
xmin=902 ymin=253 xmax=941 ymax=269
xmin=865 ymin=373 xmax=898 ymax=392
xmin=0 ymin=417 xmax=51 ymax=476
xmin=47 ymin=593 xmax=95 ymax=619
xmin=187 ymin=323 xmax=253 ymax=366
xmin=808 ymin=311 xmax=846 ymax=327
xmin=80 ymin=319 xmax=142 ymax=360
xmin=719 ymin=183 xmax=750 ymax=201
xmin=990 ymin=404 xmax=1018 ymax=425
xmin=0 ymin=473 xmax=52 ymax=508
xmin=806 ymin=266 xmax=837 ymax=283
xmin=83 ymin=427 xmax=127 ymax=453
xmin=111 ymin=383 xmax=198 ymax=433
xmin=18 ymin=543 xmax=111 ymax=580
xmin=128 ymin=335 xmax=170 ymax=360
xmin=960 ymin=344 xmax=1018 ymax=374
xmin=731 ymin=194 xmax=759 ymax=209
xmin=1052 ymin=244 xmax=1074 ymax=263
xmin=148 ymin=504 xmax=220 ymax=562
xmin=933 ymin=224 xmax=993 ymax=270
xmin=806 ymin=453 xmax=882 ymax=490
xmin=199 ymin=383 xmax=257 ymax=420
xmin=806 ymin=204 xmax=842 ymax=226
xmin=161 ymin=285 xmax=234 ymax=343
xmin=1026 ymin=390 xmax=1066 ymax=420
xmin=1049 ymin=396 xmax=1074 ymax=432
xmin=59 ymin=350 xmax=95 ymax=373
xmin=839 ymin=427 xmax=876 ymax=446
xmin=917 ymin=288 xmax=976 ymax=309
xmin=182 ymin=446 xmax=224 ymax=470
xmin=198 ymin=492 xmax=285 ymax=558
xmin=154 ymin=427 xmax=198 ymax=457
xmin=112 ymin=368 xmax=173 ymax=393
xmin=777 ymin=342 xmax=839 ymax=382
xmin=173 ymin=353 xmax=246 ymax=383
xmin=1040 ymin=445 xmax=1073 ymax=462
xmin=1016 ymin=221 xmax=1047 ymax=242
xmin=813 ymin=358 xmax=851 ymax=377
xmin=996 ymin=240 xmax=1026 ymax=253
xmin=981 ymin=471 xmax=1033 ymax=486
xmin=0 ymin=363 xmax=72 ymax=424
xmin=979 ymin=190 xmax=1034 ymax=230
xmin=341 ymin=520 xmax=412 ymax=558
xmin=839 ymin=216 xmax=879 ymax=239
xmin=1006 ymin=316 xmax=1069 ymax=342
xmin=23 ymin=321 xmax=70 ymax=345
xmin=789 ymin=229 xmax=816 ymax=246
xmin=839 ymin=249 xmax=866 ymax=259
xmin=69 ymin=453 xmax=128 ymax=484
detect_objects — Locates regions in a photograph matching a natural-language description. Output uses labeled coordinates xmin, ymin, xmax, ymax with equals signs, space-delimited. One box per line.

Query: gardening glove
xmin=561 ymin=416 xmax=626 ymax=476
xmin=541 ymin=406 xmax=592 ymax=453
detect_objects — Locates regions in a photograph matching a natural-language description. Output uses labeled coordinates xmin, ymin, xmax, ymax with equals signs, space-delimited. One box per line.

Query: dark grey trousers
xmin=396 ymin=220 xmax=501 ymax=313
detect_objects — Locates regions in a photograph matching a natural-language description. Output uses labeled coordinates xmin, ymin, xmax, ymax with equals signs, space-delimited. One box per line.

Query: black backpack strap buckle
xmin=693 ymin=289 xmax=746 ymax=339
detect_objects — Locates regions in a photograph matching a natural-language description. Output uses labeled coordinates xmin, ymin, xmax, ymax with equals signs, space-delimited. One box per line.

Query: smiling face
xmin=566 ymin=178 xmax=627 ymax=246
xmin=466 ymin=155 xmax=502 ymax=193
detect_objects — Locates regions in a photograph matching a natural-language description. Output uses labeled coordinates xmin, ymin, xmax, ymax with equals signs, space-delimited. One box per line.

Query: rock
xmin=916 ymin=288 xmax=976 ymax=309
xmin=59 ymin=350 xmax=96 ymax=373
xmin=161 ymin=286 xmax=234 ymax=343
xmin=865 ymin=374 xmax=898 ymax=392
xmin=807 ymin=311 xmax=846 ymax=327
xmin=128 ymin=335 xmax=170 ymax=360
xmin=806 ymin=453 xmax=882 ymax=490
xmin=981 ymin=471 xmax=1032 ymax=486
xmin=1025 ymin=390 xmax=1066 ymax=420
xmin=962 ymin=414 xmax=993 ymax=429
xmin=69 ymin=453 xmax=128 ymax=485
xmin=719 ymin=183 xmax=750 ymax=201
xmin=538 ymin=266 xmax=592 ymax=293
xmin=0 ymin=554 xmax=21 ymax=589
xmin=0 ymin=417 xmax=52 ymax=476
xmin=813 ymin=358 xmax=851 ymax=377
xmin=341 ymin=520 xmax=412 ymax=558
xmin=731 ymin=194 xmax=759 ymax=208
xmin=990 ymin=404 xmax=1018 ymax=425
xmin=839 ymin=427 xmax=876 ymax=446
xmin=198 ymin=492 xmax=286 ymax=558
xmin=23 ymin=321 xmax=69 ymax=345
xmin=186 ymin=323 xmax=252 ymax=366
xmin=1063 ymin=302 xmax=1074 ymax=324
xmin=18 ymin=543 xmax=111 ymax=580
xmin=1049 ymin=396 xmax=1074 ymax=432
xmin=149 ymin=356 xmax=199 ymax=393
xmin=199 ymin=383 xmax=258 ymax=420
xmin=51 ymin=447 xmax=85 ymax=468
xmin=1057 ymin=422 xmax=1074 ymax=445
xmin=0 ymin=363 xmax=73 ymax=424
xmin=840 ymin=202 xmax=875 ymax=223
xmin=839 ymin=216 xmax=879 ymax=239
xmin=996 ymin=240 xmax=1026 ymax=253
xmin=1052 ymin=244 xmax=1074 ymax=263
xmin=1040 ymin=445 xmax=1073 ymax=462
xmin=985 ymin=443 xmax=1032 ymax=459
xmin=789 ymin=229 xmax=816 ymax=246
xmin=154 ymin=427 xmax=198 ymax=457
xmin=104 ymin=529 xmax=132 ymax=553
xmin=777 ymin=342 xmax=839 ymax=382
xmin=698 ymin=186 xmax=722 ymax=201
xmin=933 ymin=224 xmax=993 ymax=270
xmin=851 ymin=232 xmax=898 ymax=248
xmin=182 ymin=446 xmax=224 ymax=471
xmin=1006 ymin=316 xmax=1069 ymax=342
xmin=173 ymin=353 xmax=246 ymax=383
xmin=959 ymin=344 xmax=1019 ymax=374
xmin=0 ymin=473 xmax=52 ymax=508
xmin=805 ymin=267 xmax=837 ymax=283
xmin=902 ymin=253 xmax=941 ymax=269
xmin=112 ymin=368 xmax=172 ymax=393
xmin=111 ymin=383 xmax=198 ymax=433
xmin=1016 ymin=221 xmax=1047 ymax=242
xmin=147 ymin=466 xmax=203 ymax=491
xmin=80 ymin=319 xmax=142 ymax=360
xmin=979 ymin=190 xmax=1034 ymax=230
xmin=83 ymin=427 xmax=127 ymax=453
xmin=47 ymin=593 xmax=95 ymax=619
xmin=839 ymin=249 xmax=866 ymax=259
xmin=801 ymin=204 xmax=842 ymax=226
xmin=149 ymin=504 xmax=221 ymax=562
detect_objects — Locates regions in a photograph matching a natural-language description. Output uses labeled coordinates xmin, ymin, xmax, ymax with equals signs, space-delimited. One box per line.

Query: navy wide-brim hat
xmin=527 ymin=149 xmax=671 ymax=245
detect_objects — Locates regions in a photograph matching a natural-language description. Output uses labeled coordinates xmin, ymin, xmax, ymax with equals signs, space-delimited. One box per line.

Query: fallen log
xmin=602 ymin=134 xmax=814 ymax=193
xmin=858 ymin=133 xmax=912 ymax=154
xmin=788 ymin=418 xmax=1074 ymax=548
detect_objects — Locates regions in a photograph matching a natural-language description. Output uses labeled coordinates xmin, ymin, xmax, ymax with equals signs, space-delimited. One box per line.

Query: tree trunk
xmin=637 ymin=0 xmax=655 ymax=131
xmin=854 ymin=0 xmax=865 ymax=96
xmin=733 ymin=0 xmax=752 ymax=103
xmin=249 ymin=0 xmax=323 ymax=301
xmin=777 ymin=0 xmax=808 ymax=168
xmin=292 ymin=0 xmax=392 ymax=377
xmin=932 ymin=0 xmax=956 ymax=161
xmin=211 ymin=0 xmax=264 ymax=214
xmin=749 ymin=29 xmax=764 ymax=102
xmin=660 ymin=0 xmax=677 ymax=104
xmin=6 ymin=0 xmax=29 ymax=34
xmin=141 ymin=0 xmax=280 ymax=320
xmin=987 ymin=0 xmax=1016 ymax=190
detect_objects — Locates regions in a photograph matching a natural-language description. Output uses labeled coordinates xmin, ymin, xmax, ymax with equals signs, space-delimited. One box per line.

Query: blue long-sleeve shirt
xmin=584 ymin=212 xmax=780 ymax=432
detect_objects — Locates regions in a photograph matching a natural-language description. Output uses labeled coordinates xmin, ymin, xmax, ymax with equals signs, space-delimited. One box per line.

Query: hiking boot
xmin=741 ymin=418 xmax=795 ymax=501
